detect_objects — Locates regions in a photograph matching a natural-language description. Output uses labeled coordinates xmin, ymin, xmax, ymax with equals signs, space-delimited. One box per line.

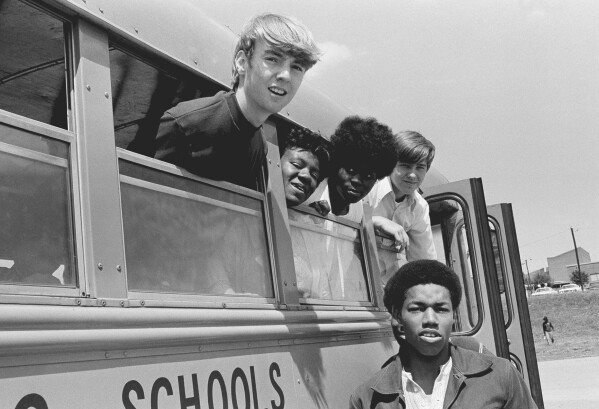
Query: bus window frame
xmin=288 ymin=204 xmax=378 ymax=309
xmin=488 ymin=215 xmax=513 ymax=329
xmin=106 ymin=36 xmax=289 ymax=307
xmin=117 ymin=149 xmax=279 ymax=307
xmin=426 ymin=193 xmax=484 ymax=337
xmin=0 ymin=58 xmax=84 ymax=299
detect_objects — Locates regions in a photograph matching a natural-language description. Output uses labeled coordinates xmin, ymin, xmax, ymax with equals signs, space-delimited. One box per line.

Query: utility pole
xmin=570 ymin=227 xmax=583 ymax=291
xmin=521 ymin=259 xmax=532 ymax=295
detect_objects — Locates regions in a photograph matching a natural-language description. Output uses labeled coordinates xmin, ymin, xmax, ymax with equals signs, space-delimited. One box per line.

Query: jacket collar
xmin=371 ymin=341 xmax=494 ymax=397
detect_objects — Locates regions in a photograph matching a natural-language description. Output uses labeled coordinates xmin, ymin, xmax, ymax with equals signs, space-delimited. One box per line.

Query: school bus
xmin=0 ymin=0 xmax=543 ymax=408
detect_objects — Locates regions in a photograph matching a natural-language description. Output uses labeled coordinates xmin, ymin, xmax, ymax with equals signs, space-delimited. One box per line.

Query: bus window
xmin=0 ymin=0 xmax=69 ymax=129
xmin=119 ymin=159 xmax=274 ymax=298
xmin=489 ymin=219 xmax=512 ymax=328
xmin=111 ymin=46 xmax=274 ymax=299
xmin=109 ymin=46 xmax=222 ymax=155
xmin=288 ymin=208 xmax=370 ymax=304
xmin=429 ymin=198 xmax=482 ymax=334
xmin=0 ymin=1 xmax=77 ymax=290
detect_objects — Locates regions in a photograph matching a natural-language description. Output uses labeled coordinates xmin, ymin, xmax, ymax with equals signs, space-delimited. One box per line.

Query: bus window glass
xmin=0 ymin=124 xmax=76 ymax=287
xmin=119 ymin=160 xmax=273 ymax=297
xmin=489 ymin=219 xmax=511 ymax=327
xmin=109 ymin=47 xmax=222 ymax=155
xmin=288 ymin=209 xmax=370 ymax=302
xmin=428 ymin=198 xmax=481 ymax=334
xmin=0 ymin=0 xmax=69 ymax=129
xmin=455 ymin=223 xmax=479 ymax=330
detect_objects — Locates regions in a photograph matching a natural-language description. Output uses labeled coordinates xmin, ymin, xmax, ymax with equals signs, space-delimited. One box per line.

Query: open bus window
xmin=0 ymin=0 xmax=69 ymax=129
xmin=119 ymin=159 xmax=274 ymax=298
xmin=109 ymin=46 xmax=222 ymax=156
xmin=288 ymin=208 xmax=370 ymax=303
xmin=428 ymin=198 xmax=482 ymax=334
xmin=0 ymin=124 xmax=77 ymax=288
xmin=489 ymin=219 xmax=512 ymax=328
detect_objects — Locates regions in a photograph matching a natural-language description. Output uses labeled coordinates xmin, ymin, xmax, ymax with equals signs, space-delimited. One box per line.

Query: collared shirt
xmin=306 ymin=178 xmax=364 ymax=223
xmin=366 ymin=177 xmax=437 ymax=284
xmin=402 ymin=358 xmax=452 ymax=409
xmin=154 ymin=91 xmax=266 ymax=189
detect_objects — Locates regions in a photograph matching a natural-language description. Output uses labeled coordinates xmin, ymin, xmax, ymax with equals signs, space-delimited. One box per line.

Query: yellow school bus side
xmin=0 ymin=1 xmax=397 ymax=408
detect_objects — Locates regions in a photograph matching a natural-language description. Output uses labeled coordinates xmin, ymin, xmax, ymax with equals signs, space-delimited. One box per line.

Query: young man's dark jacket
xmin=155 ymin=91 xmax=266 ymax=190
xmin=349 ymin=340 xmax=538 ymax=409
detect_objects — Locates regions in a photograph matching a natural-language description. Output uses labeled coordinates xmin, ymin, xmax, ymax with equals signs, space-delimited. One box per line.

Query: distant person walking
xmin=542 ymin=316 xmax=555 ymax=344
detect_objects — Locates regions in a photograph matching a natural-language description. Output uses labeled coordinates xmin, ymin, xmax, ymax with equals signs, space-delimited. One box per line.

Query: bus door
xmin=487 ymin=203 xmax=544 ymax=408
xmin=423 ymin=178 xmax=509 ymax=358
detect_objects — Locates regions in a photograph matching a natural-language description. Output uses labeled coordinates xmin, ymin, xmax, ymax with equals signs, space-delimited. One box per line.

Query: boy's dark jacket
xmin=349 ymin=340 xmax=538 ymax=409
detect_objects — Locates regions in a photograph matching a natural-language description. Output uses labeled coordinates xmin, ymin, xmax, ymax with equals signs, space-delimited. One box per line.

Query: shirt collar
xmin=376 ymin=177 xmax=417 ymax=206
xmin=371 ymin=341 xmax=493 ymax=396
xmin=225 ymin=91 xmax=261 ymax=135
xmin=402 ymin=357 xmax=453 ymax=393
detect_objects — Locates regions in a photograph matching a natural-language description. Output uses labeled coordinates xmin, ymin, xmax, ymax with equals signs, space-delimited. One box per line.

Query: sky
xmin=202 ymin=0 xmax=599 ymax=273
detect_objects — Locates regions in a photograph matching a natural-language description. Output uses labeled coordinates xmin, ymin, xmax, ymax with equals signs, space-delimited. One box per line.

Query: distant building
xmin=547 ymin=247 xmax=591 ymax=282
xmin=566 ymin=261 xmax=599 ymax=284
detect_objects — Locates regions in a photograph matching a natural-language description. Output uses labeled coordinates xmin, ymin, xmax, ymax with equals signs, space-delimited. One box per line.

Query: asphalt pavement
xmin=538 ymin=356 xmax=599 ymax=409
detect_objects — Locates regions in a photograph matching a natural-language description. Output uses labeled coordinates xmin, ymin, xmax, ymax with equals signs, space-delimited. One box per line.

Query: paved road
xmin=539 ymin=356 xmax=599 ymax=409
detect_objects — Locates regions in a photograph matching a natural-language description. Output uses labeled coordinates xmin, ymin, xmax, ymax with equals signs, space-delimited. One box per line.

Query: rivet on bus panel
xmin=116 ymin=265 xmax=122 ymax=272
xmin=198 ymin=346 xmax=202 ymax=352
xmin=105 ymin=352 xmax=110 ymax=359
xmin=120 ymin=301 xmax=125 ymax=307
xmin=222 ymin=302 xmax=227 ymax=308
xmin=134 ymin=27 xmax=139 ymax=33
xmin=284 ymin=281 xmax=287 ymax=286
xmin=101 ymin=300 xmax=107 ymax=306
xmin=123 ymin=351 xmax=128 ymax=357
xmin=97 ymin=263 xmax=103 ymax=270
xmin=104 ymin=92 xmax=109 ymax=99
xmin=76 ymin=299 xmax=81 ymax=305
xmin=140 ymin=300 xmax=145 ymax=306
xmin=86 ymin=84 xmax=91 ymax=91
xmin=268 ymin=159 xmax=272 ymax=164
xmin=99 ymin=7 xmax=104 ymax=13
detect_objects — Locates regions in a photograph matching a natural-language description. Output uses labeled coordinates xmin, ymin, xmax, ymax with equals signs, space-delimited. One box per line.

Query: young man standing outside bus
xmin=350 ymin=259 xmax=538 ymax=409
xmin=154 ymin=13 xmax=320 ymax=189
xmin=366 ymin=131 xmax=437 ymax=286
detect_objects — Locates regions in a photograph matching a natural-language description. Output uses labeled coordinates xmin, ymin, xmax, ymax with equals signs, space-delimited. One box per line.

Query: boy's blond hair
xmin=231 ymin=13 xmax=321 ymax=90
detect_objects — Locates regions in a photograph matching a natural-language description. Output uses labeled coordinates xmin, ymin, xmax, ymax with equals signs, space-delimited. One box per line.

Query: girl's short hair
xmin=281 ymin=128 xmax=331 ymax=182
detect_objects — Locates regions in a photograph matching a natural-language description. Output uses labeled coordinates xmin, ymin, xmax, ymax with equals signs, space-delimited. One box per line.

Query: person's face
xmin=281 ymin=148 xmax=320 ymax=206
xmin=390 ymin=159 xmax=428 ymax=197
xmin=395 ymin=284 xmax=453 ymax=359
xmin=331 ymin=166 xmax=377 ymax=205
xmin=236 ymin=39 xmax=307 ymax=118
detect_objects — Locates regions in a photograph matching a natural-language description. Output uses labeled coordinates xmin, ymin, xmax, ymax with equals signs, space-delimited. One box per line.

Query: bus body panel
xmin=487 ymin=203 xmax=544 ymax=409
xmin=2 ymin=336 xmax=395 ymax=409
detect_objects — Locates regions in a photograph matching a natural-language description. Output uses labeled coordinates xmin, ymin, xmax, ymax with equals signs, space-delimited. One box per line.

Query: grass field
xmin=527 ymin=290 xmax=599 ymax=361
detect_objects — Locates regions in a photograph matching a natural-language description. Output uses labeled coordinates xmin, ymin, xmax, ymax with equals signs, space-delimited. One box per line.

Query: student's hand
xmin=309 ymin=200 xmax=331 ymax=217
xmin=373 ymin=216 xmax=409 ymax=252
